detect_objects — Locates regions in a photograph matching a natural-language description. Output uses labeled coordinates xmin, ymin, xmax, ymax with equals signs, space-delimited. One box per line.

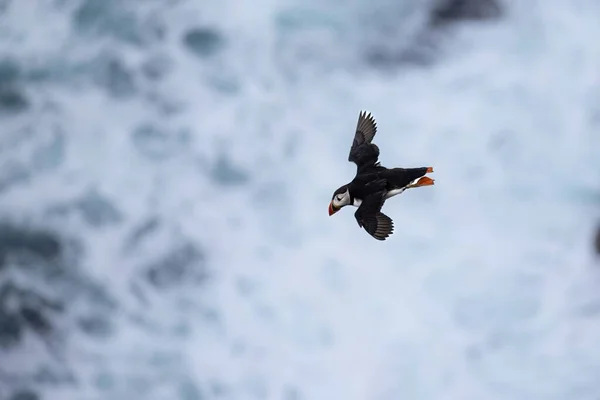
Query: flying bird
xmin=328 ymin=111 xmax=435 ymax=240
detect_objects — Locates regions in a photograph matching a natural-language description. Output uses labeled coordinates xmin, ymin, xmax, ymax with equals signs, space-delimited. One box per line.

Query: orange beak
xmin=328 ymin=202 xmax=339 ymax=216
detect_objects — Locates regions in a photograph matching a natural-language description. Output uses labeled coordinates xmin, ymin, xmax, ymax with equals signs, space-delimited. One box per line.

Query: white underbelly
xmin=384 ymin=176 xmax=422 ymax=200
xmin=384 ymin=187 xmax=406 ymax=199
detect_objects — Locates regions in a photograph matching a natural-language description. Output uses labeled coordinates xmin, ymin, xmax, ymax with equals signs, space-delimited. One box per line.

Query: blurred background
xmin=1 ymin=0 xmax=600 ymax=399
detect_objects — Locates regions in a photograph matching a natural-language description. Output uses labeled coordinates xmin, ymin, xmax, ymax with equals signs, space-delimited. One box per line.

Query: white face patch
xmin=332 ymin=189 xmax=350 ymax=208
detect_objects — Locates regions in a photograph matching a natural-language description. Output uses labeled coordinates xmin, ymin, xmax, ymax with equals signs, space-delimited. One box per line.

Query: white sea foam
xmin=1 ymin=0 xmax=599 ymax=399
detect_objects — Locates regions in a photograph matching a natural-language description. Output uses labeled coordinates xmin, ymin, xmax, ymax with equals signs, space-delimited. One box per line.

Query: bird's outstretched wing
xmin=348 ymin=111 xmax=380 ymax=173
xmin=354 ymin=191 xmax=394 ymax=241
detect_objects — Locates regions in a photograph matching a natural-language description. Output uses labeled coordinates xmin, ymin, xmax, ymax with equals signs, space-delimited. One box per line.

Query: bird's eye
xmin=336 ymin=195 xmax=343 ymax=201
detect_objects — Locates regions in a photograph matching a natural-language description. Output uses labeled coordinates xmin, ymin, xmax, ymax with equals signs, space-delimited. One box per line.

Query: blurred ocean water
xmin=0 ymin=0 xmax=599 ymax=399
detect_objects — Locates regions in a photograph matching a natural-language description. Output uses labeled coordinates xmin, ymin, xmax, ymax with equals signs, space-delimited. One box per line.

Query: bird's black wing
xmin=354 ymin=191 xmax=394 ymax=241
xmin=348 ymin=111 xmax=380 ymax=173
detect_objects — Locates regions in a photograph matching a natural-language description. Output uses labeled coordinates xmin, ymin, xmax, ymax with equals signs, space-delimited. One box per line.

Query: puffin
xmin=328 ymin=111 xmax=435 ymax=240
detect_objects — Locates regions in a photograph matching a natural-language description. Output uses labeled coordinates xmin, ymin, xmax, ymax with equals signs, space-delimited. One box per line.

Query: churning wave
xmin=1 ymin=0 xmax=599 ymax=399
